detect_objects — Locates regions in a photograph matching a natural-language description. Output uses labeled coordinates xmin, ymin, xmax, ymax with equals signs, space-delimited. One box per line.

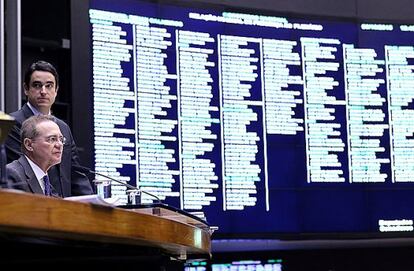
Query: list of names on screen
xmin=89 ymin=0 xmax=414 ymax=235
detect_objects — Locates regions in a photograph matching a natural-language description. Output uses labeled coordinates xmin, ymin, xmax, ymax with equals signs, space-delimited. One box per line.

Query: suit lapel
xmin=21 ymin=103 xmax=35 ymax=120
xmin=18 ymin=156 xmax=44 ymax=195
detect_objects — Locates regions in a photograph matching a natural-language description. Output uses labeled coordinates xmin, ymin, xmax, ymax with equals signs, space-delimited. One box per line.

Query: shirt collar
xmin=27 ymin=102 xmax=50 ymax=115
xmin=25 ymin=155 xmax=47 ymax=181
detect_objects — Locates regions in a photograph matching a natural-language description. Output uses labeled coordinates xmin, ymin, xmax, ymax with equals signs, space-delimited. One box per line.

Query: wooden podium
xmin=0 ymin=190 xmax=211 ymax=269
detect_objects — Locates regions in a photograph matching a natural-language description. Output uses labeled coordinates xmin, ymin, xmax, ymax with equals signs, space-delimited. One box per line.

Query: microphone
xmin=72 ymin=164 xmax=161 ymax=204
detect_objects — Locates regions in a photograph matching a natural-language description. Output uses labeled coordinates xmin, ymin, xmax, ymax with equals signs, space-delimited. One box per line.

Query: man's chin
xmin=34 ymin=103 xmax=51 ymax=110
xmin=52 ymin=158 xmax=62 ymax=165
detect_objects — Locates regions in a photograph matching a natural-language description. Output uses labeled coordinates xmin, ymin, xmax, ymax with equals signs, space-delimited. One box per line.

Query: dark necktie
xmin=43 ymin=175 xmax=51 ymax=196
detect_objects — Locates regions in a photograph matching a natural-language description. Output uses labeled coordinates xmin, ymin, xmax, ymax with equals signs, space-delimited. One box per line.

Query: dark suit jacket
xmin=4 ymin=104 xmax=93 ymax=197
xmin=6 ymin=156 xmax=59 ymax=197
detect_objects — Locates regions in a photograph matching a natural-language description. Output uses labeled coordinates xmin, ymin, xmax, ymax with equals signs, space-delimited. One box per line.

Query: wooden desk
xmin=0 ymin=190 xmax=211 ymax=268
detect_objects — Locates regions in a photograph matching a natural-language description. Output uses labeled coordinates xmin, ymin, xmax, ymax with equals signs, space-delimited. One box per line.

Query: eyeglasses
xmin=34 ymin=135 xmax=67 ymax=145
xmin=30 ymin=82 xmax=55 ymax=91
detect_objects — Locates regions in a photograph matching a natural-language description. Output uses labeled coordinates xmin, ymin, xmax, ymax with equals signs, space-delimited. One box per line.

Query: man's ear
xmin=23 ymin=83 xmax=29 ymax=96
xmin=23 ymin=138 xmax=33 ymax=152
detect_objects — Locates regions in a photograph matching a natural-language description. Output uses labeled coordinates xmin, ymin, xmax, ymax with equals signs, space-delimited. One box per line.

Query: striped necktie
xmin=43 ymin=175 xmax=51 ymax=196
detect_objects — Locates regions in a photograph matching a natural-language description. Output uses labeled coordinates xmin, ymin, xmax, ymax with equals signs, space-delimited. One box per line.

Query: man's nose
xmin=54 ymin=141 xmax=64 ymax=148
xmin=40 ymin=86 xmax=48 ymax=94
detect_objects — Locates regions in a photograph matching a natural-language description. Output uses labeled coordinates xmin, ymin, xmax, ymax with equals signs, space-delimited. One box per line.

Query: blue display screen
xmin=89 ymin=0 xmax=414 ymax=238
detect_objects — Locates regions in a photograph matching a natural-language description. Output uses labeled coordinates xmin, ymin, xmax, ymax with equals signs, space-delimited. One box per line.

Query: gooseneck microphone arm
xmin=93 ymin=171 xmax=137 ymax=190
xmin=73 ymin=165 xmax=161 ymax=203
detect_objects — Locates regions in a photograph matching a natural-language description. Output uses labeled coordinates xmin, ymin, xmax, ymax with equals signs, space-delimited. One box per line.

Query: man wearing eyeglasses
xmin=4 ymin=60 xmax=93 ymax=197
xmin=6 ymin=115 xmax=65 ymax=196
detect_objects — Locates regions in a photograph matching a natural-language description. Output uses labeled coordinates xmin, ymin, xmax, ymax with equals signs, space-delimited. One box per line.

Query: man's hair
xmin=24 ymin=60 xmax=59 ymax=88
xmin=21 ymin=115 xmax=57 ymax=152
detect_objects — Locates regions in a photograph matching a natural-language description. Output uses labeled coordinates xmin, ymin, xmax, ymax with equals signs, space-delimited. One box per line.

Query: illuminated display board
xmin=88 ymin=0 xmax=414 ymax=237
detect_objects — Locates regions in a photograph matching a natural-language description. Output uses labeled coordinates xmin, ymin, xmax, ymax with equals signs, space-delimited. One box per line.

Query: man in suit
xmin=6 ymin=115 xmax=64 ymax=196
xmin=4 ymin=60 xmax=93 ymax=197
